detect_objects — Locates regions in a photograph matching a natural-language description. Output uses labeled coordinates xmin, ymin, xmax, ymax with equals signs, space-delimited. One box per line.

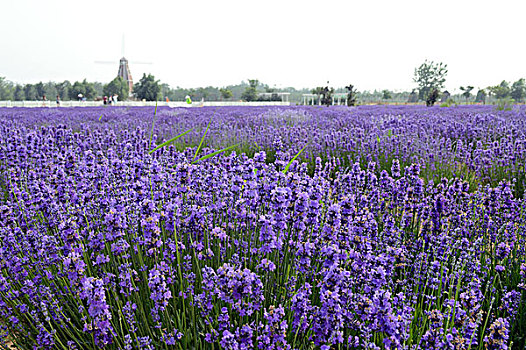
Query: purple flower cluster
xmin=0 ymin=105 xmax=525 ymax=349
xmin=79 ymin=277 xmax=113 ymax=346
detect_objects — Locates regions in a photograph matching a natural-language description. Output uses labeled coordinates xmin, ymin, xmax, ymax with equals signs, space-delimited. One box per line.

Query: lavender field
xmin=0 ymin=105 xmax=525 ymax=349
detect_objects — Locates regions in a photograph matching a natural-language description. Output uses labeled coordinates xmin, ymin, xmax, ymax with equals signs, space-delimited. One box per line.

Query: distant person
xmin=185 ymin=95 xmax=192 ymax=104
xmin=103 ymin=96 xmax=108 ymax=105
xmin=109 ymin=95 xmax=113 ymax=105
xmin=113 ymin=94 xmax=118 ymax=104
xmin=78 ymin=93 xmax=83 ymax=102
xmin=42 ymin=95 xmax=47 ymax=107
xmin=56 ymin=95 xmax=60 ymax=107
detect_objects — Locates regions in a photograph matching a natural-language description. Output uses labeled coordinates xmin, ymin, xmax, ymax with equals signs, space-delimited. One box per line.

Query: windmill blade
xmin=94 ymin=61 xmax=116 ymax=64
xmin=130 ymin=61 xmax=153 ymax=64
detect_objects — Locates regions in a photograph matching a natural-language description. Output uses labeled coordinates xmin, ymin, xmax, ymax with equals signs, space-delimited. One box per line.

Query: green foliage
xmin=475 ymin=89 xmax=486 ymax=103
xmin=196 ymin=87 xmax=209 ymax=100
xmin=92 ymin=81 xmax=104 ymax=97
xmin=264 ymin=85 xmax=275 ymax=93
xmin=56 ymin=81 xmax=72 ymax=101
xmin=149 ymin=128 xmax=194 ymax=154
xmin=70 ymin=79 xmax=96 ymax=100
xmin=413 ymin=60 xmax=448 ymax=101
xmin=44 ymin=82 xmax=57 ymax=100
xmin=381 ymin=89 xmax=392 ymax=100
xmin=460 ymin=86 xmax=474 ymax=101
xmin=13 ymin=85 xmax=25 ymax=101
xmin=488 ymin=81 xmax=510 ymax=99
xmin=283 ymin=145 xmax=307 ymax=173
xmin=241 ymin=79 xmax=259 ymax=101
xmin=311 ymin=87 xmax=323 ymax=95
xmin=0 ymin=77 xmax=14 ymax=100
xmin=346 ymin=84 xmax=358 ymax=106
xmin=24 ymin=84 xmax=37 ymax=100
xmin=103 ymin=76 xmax=129 ymax=100
xmin=313 ymin=84 xmax=334 ymax=106
xmin=34 ymin=82 xmax=45 ymax=99
xmin=134 ymin=73 xmax=161 ymax=101
xmin=193 ymin=119 xmax=212 ymax=162
xmin=219 ymin=88 xmax=233 ymax=100
xmin=496 ymin=97 xmax=515 ymax=111
xmin=510 ymin=78 xmax=526 ymax=103
xmin=425 ymin=88 xmax=440 ymax=107
xmin=322 ymin=87 xmax=333 ymax=106
xmin=439 ymin=98 xmax=457 ymax=107
xmin=192 ymin=143 xmax=239 ymax=164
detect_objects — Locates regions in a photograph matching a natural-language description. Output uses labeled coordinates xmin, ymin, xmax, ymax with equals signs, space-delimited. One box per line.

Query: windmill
xmin=95 ymin=35 xmax=152 ymax=94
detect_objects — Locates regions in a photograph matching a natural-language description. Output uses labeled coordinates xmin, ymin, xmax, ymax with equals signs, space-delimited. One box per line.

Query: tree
xmin=160 ymin=83 xmax=172 ymax=101
xmin=134 ymin=74 xmax=161 ymax=101
xmin=103 ymin=76 xmax=129 ymax=100
xmin=413 ymin=60 xmax=448 ymax=101
xmin=489 ymin=81 xmax=510 ymax=99
xmin=475 ymin=89 xmax=487 ymax=104
xmin=511 ymin=78 xmax=526 ymax=103
xmin=70 ymin=79 xmax=96 ymax=100
xmin=70 ymin=81 xmax=85 ymax=100
xmin=241 ymin=79 xmax=258 ymax=101
xmin=264 ymin=85 xmax=276 ymax=93
xmin=220 ymin=88 xmax=233 ymax=100
xmin=319 ymin=84 xmax=334 ymax=106
xmin=426 ymin=88 xmax=439 ymax=107
xmin=14 ymin=85 xmax=25 ymax=101
xmin=382 ymin=89 xmax=392 ymax=100
xmin=24 ymin=84 xmax=37 ymax=100
xmin=197 ymin=87 xmax=209 ymax=100
xmin=44 ymin=82 xmax=58 ymax=100
xmin=82 ymin=79 xmax=97 ymax=99
xmin=92 ymin=82 xmax=104 ymax=97
xmin=0 ymin=77 xmax=14 ymax=100
xmin=311 ymin=87 xmax=324 ymax=95
xmin=34 ymin=82 xmax=45 ymax=99
xmin=133 ymin=73 xmax=161 ymax=101
xmin=460 ymin=86 xmax=474 ymax=102
xmin=346 ymin=84 xmax=358 ymax=106
xmin=56 ymin=81 xmax=72 ymax=101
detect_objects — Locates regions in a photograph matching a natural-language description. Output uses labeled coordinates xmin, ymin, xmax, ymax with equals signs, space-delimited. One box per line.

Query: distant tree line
xmin=1 ymin=69 xmax=525 ymax=105
xmin=0 ymin=77 xmax=103 ymax=101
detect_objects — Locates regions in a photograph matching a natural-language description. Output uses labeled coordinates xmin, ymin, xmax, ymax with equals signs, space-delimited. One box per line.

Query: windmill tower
xmin=117 ymin=57 xmax=133 ymax=93
xmin=95 ymin=35 xmax=151 ymax=96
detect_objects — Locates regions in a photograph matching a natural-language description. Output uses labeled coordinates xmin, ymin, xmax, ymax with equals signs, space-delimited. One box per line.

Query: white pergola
xmin=332 ymin=93 xmax=347 ymax=105
xmin=302 ymin=93 xmax=348 ymax=105
xmin=302 ymin=94 xmax=320 ymax=105
xmin=258 ymin=92 xmax=290 ymax=103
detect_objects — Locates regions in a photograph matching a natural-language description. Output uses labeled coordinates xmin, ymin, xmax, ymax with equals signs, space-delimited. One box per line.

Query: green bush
xmin=496 ymin=97 xmax=515 ymax=111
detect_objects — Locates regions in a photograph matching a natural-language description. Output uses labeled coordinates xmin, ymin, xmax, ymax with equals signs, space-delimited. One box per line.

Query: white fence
xmin=0 ymin=101 xmax=291 ymax=108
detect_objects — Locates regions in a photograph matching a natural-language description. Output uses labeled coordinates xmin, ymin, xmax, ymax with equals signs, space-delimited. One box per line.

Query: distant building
xmin=441 ymin=90 xmax=451 ymax=102
xmin=118 ymin=57 xmax=133 ymax=93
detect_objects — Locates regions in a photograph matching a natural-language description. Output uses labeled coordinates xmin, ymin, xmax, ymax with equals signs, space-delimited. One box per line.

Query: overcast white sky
xmin=1 ymin=0 xmax=525 ymax=92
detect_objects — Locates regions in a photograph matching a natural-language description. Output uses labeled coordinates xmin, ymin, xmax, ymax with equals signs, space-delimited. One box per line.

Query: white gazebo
xmin=332 ymin=93 xmax=348 ymax=105
xmin=302 ymin=94 xmax=320 ymax=105
xmin=302 ymin=93 xmax=348 ymax=105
